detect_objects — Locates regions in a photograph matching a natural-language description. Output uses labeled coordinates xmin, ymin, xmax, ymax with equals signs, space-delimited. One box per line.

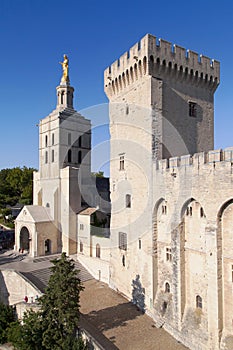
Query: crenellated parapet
xmin=104 ymin=33 xmax=220 ymax=98
xmin=156 ymin=147 xmax=233 ymax=172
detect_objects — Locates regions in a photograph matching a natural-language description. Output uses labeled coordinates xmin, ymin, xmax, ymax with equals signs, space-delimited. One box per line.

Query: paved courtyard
xmin=80 ymin=279 xmax=188 ymax=350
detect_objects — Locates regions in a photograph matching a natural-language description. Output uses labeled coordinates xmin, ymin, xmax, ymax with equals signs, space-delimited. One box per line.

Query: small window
xmin=186 ymin=207 xmax=189 ymax=216
xmin=165 ymin=282 xmax=170 ymax=293
xmin=68 ymin=133 xmax=71 ymax=146
xmin=120 ymin=155 xmax=125 ymax=170
xmin=119 ymin=232 xmax=127 ymax=250
xmin=126 ymin=105 xmax=129 ymax=115
xmin=45 ymin=151 xmax=48 ymax=164
xmin=96 ymin=244 xmax=101 ymax=258
xmin=189 ymin=102 xmax=196 ymax=117
xmin=196 ymin=295 xmax=202 ymax=309
xmin=52 ymin=133 xmax=54 ymax=145
xmin=80 ymin=224 xmax=84 ymax=230
xmin=51 ymin=150 xmax=54 ymax=163
xmin=46 ymin=203 xmax=50 ymax=208
xmin=126 ymin=194 xmax=131 ymax=208
xmin=45 ymin=135 xmax=48 ymax=148
xmin=166 ymin=247 xmax=172 ymax=262
xmin=80 ymin=241 xmax=83 ymax=253
xmin=190 ymin=207 xmax=192 ymax=216
xmin=139 ymin=239 xmax=141 ymax=250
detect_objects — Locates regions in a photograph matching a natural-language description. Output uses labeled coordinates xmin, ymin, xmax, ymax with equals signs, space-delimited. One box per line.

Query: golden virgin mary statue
xmin=59 ymin=54 xmax=70 ymax=83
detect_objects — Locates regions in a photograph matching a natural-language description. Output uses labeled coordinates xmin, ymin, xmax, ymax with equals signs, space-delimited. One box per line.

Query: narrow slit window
xmin=196 ymin=295 xmax=202 ymax=309
xmin=126 ymin=194 xmax=131 ymax=208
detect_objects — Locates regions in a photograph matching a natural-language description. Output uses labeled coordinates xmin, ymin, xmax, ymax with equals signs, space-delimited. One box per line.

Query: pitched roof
xmin=24 ymin=205 xmax=53 ymax=222
xmin=78 ymin=207 xmax=98 ymax=216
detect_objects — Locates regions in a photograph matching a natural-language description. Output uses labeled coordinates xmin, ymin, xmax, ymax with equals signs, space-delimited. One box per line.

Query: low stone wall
xmin=77 ymin=254 xmax=110 ymax=284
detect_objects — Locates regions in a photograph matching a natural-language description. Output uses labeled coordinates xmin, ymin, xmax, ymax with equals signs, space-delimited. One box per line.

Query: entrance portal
xmin=45 ymin=239 xmax=51 ymax=254
xmin=19 ymin=227 xmax=30 ymax=251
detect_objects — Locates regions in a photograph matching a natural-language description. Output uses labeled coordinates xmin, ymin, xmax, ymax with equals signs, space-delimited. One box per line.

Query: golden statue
xmin=59 ymin=54 xmax=69 ymax=83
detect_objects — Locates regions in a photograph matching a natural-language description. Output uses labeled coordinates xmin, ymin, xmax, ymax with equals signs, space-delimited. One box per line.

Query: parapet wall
xmin=104 ymin=33 xmax=220 ymax=98
xmin=156 ymin=147 xmax=233 ymax=171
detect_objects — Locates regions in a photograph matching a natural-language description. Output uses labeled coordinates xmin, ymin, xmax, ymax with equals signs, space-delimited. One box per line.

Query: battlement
xmin=104 ymin=34 xmax=220 ymax=98
xmin=156 ymin=148 xmax=233 ymax=172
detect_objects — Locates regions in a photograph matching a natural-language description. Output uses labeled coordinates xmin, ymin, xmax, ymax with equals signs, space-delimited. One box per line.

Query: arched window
xmin=45 ymin=135 xmax=48 ymax=147
xmin=165 ymin=282 xmax=170 ymax=293
xmin=45 ymin=151 xmax=48 ymax=164
xmin=52 ymin=133 xmax=54 ymax=145
xmin=78 ymin=135 xmax=82 ymax=147
xmin=196 ymin=295 xmax=202 ymax=309
xmin=51 ymin=150 xmax=54 ymax=163
xmin=80 ymin=241 xmax=83 ymax=253
xmin=45 ymin=239 xmax=51 ymax=254
xmin=78 ymin=151 xmax=82 ymax=164
xmin=96 ymin=244 xmax=100 ymax=258
xmin=68 ymin=149 xmax=72 ymax=163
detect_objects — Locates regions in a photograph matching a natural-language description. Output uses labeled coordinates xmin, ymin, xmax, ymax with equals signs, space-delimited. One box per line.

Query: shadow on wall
xmin=0 ymin=271 xmax=10 ymax=304
xmin=131 ymin=274 xmax=145 ymax=313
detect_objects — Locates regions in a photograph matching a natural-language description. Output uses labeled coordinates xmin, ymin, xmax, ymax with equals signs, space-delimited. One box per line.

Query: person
xmin=59 ymin=54 xmax=69 ymax=83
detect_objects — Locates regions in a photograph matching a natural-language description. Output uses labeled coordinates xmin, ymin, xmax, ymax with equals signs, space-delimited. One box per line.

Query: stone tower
xmin=104 ymin=34 xmax=220 ymax=306
xmin=33 ymin=56 xmax=91 ymax=255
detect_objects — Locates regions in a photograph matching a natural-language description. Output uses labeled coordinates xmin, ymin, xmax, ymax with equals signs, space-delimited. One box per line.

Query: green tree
xmin=0 ymin=302 xmax=15 ymax=344
xmin=0 ymin=167 xmax=36 ymax=209
xmin=40 ymin=253 xmax=85 ymax=350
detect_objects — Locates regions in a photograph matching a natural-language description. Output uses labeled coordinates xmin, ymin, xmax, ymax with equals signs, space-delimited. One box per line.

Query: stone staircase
xmin=20 ymin=259 xmax=93 ymax=293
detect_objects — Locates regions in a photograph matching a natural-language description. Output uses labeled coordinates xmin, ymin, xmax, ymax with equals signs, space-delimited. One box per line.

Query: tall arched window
xmin=45 ymin=151 xmax=48 ymax=164
xmin=52 ymin=133 xmax=54 ymax=145
xmin=51 ymin=150 xmax=54 ymax=163
xmin=78 ymin=151 xmax=82 ymax=164
xmin=68 ymin=149 xmax=72 ymax=163
xmin=45 ymin=135 xmax=48 ymax=147
xmin=96 ymin=244 xmax=100 ymax=258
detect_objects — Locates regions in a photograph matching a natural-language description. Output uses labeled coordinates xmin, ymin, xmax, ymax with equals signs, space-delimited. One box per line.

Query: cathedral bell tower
xmin=33 ymin=54 xmax=91 ymax=255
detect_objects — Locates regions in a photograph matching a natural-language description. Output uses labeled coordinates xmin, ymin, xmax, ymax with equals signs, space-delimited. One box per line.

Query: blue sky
xmin=0 ymin=0 xmax=232 ymax=174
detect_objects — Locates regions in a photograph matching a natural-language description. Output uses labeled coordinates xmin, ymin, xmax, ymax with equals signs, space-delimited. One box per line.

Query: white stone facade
xmin=104 ymin=34 xmax=233 ymax=350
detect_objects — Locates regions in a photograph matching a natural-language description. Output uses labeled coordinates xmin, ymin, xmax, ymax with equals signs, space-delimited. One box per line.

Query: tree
xmin=0 ymin=302 xmax=15 ymax=344
xmin=8 ymin=253 xmax=86 ymax=350
xmin=40 ymin=253 xmax=85 ymax=349
xmin=0 ymin=167 xmax=36 ymax=209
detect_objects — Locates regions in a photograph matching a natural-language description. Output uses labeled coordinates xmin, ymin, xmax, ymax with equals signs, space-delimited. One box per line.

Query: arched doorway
xmin=45 ymin=239 xmax=51 ymax=254
xmin=20 ymin=227 xmax=30 ymax=252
